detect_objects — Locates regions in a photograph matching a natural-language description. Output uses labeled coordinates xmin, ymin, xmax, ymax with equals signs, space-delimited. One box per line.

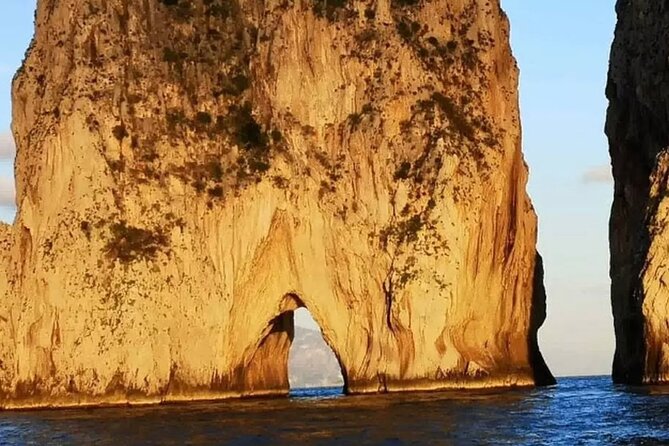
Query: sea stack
xmin=607 ymin=0 xmax=669 ymax=384
xmin=0 ymin=0 xmax=552 ymax=408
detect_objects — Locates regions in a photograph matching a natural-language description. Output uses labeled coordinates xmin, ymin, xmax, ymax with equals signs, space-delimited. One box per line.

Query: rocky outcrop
xmin=0 ymin=0 xmax=552 ymax=408
xmin=607 ymin=0 xmax=669 ymax=384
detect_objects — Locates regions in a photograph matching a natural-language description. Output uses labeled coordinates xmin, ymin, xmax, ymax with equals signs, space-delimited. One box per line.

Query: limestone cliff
xmin=607 ymin=0 xmax=669 ymax=384
xmin=0 ymin=0 xmax=553 ymax=408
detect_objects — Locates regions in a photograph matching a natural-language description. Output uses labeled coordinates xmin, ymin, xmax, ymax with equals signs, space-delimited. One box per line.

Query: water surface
xmin=1 ymin=376 xmax=669 ymax=445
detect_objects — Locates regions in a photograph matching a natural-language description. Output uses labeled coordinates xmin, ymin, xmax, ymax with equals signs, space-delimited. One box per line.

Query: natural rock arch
xmin=241 ymin=294 xmax=349 ymax=395
xmin=0 ymin=0 xmax=554 ymax=408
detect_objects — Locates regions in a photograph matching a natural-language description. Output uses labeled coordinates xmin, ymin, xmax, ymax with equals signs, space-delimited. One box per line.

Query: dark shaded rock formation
xmin=607 ymin=0 xmax=669 ymax=384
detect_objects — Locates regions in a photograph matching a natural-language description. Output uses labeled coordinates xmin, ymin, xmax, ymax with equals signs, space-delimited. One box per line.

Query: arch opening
xmin=287 ymin=307 xmax=345 ymax=396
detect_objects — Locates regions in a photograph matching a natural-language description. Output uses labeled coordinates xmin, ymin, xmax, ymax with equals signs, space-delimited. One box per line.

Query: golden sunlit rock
xmin=0 ymin=0 xmax=553 ymax=409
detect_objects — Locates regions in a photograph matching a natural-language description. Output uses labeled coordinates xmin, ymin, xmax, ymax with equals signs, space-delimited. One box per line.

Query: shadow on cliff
xmin=530 ymin=253 xmax=557 ymax=386
xmin=605 ymin=71 xmax=659 ymax=384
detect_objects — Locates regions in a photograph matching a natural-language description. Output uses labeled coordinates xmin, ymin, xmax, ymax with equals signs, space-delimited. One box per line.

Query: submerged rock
xmin=607 ymin=0 xmax=669 ymax=384
xmin=0 ymin=0 xmax=552 ymax=408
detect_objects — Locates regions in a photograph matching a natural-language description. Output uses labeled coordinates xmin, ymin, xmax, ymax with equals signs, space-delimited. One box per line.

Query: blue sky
xmin=503 ymin=0 xmax=617 ymax=376
xmin=0 ymin=2 xmax=617 ymax=377
xmin=0 ymin=2 xmax=34 ymax=217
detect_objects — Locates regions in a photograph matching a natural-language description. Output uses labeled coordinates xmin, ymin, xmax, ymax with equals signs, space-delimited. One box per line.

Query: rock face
xmin=0 ymin=0 xmax=552 ymax=408
xmin=607 ymin=0 xmax=669 ymax=384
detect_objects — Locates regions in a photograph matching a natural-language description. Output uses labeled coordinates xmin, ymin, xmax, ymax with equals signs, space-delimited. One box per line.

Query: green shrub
xmin=195 ymin=111 xmax=213 ymax=126
xmin=216 ymin=104 xmax=274 ymax=180
xmin=162 ymin=47 xmax=187 ymax=64
xmin=397 ymin=20 xmax=420 ymax=42
xmin=220 ymin=73 xmax=250 ymax=96
xmin=380 ymin=215 xmax=421 ymax=248
xmin=397 ymin=215 xmax=424 ymax=244
xmin=207 ymin=185 xmax=224 ymax=198
xmin=80 ymin=221 xmax=92 ymax=239
xmin=159 ymin=0 xmax=192 ymax=20
xmin=392 ymin=0 xmax=419 ymax=7
xmin=112 ymin=124 xmax=128 ymax=141
xmin=270 ymin=129 xmax=283 ymax=143
xmin=239 ymin=120 xmax=265 ymax=149
xmin=272 ymin=175 xmax=289 ymax=189
xmin=204 ymin=0 xmax=234 ymax=18
xmin=108 ymin=159 xmax=125 ymax=172
xmin=227 ymin=104 xmax=269 ymax=150
xmin=247 ymin=158 xmax=270 ymax=173
xmin=394 ymin=161 xmax=412 ymax=180
xmin=431 ymin=92 xmax=475 ymax=140
xmin=356 ymin=29 xmax=377 ymax=44
xmin=348 ymin=112 xmax=362 ymax=128
xmin=105 ymin=221 xmax=169 ymax=263
xmin=313 ymin=0 xmax=348 ymax=21
xmin=166 ymin=109 xmax=186 ymax=131
xmin=348 ymin=103 xmax=374 ymax=130
xmin=231 ymin=74 xmax=250 ymax=92
xmin=207 ymin=161 xmax=224 ymax=181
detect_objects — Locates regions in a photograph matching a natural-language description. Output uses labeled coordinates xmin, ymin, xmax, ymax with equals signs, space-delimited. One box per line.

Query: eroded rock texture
xmin=0 ymin=0 xmax=552 ymax=408
xmin=607 ymin=0 xmax=669 ymax=384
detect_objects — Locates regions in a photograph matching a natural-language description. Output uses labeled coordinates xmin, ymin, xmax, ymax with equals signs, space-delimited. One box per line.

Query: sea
xmin=1 ymin=376 xmax=669 ymax=445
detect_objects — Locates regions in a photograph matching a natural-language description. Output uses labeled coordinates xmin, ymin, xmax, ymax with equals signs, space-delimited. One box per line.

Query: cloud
xmin=0 ymin=177 xmax=15 ymax=208
xmin=578 ymin=283 xmax=610 ymax=296
xmin=0 ymin=132 xmax=16 ymax=160
xmin=582 ymin=165 xmax=612 ymax=184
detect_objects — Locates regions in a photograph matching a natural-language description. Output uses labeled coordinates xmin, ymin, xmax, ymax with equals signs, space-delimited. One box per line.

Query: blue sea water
xmin=1 ymin=376 xmax=669 ymax=445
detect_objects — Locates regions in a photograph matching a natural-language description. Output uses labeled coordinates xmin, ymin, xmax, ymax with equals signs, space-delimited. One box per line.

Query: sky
xmin=0 ymin=2 xmax=617 ymax=377
xmin=0 ymin=3 xmax=33 ymax=216
xmin=502 ymin=1 xmax=617 ymax=377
